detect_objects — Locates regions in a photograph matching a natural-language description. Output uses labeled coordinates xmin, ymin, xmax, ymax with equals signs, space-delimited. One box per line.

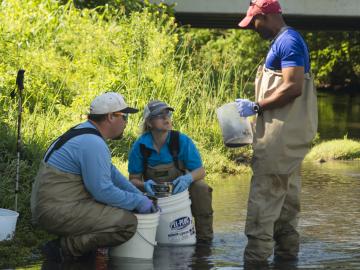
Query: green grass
xmin=305 ymin=138 xmax=360 ymax=162
xmin=0 ymin=1 xmax=257 ymax=267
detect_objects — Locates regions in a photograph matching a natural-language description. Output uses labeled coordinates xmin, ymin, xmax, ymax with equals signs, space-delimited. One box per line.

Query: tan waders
xmin=244 ymin=66 xmax=318 ymax=262
xmin=31 ymin=162 xmax=137 ymax=257
xmin=144 ymin=162 xmax=214 ymax=242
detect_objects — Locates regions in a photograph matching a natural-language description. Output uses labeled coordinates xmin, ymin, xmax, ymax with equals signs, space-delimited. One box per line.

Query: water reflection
xmin=153 ymin=244 xmax=213 ymax=270
xmin=317 ymin=92 xmax=360 ymax=139
xmin=109 ymin=257 xmax=153 ymax=270
xmin=39 ymin=161 xmax=360 ymax=270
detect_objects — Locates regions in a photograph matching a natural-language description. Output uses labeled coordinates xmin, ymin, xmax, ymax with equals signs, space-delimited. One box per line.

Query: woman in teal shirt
xmin=128 ymin=100 xmax=213 ymax=244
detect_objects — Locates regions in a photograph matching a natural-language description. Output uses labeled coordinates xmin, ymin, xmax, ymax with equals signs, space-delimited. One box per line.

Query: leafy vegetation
xmin=0 ymin=0 xmax=359 ymax=267
xmin=305 ymin=31 xmax=360 ymax=87
xmin=0 ymin=1 xmax=253 ymax=267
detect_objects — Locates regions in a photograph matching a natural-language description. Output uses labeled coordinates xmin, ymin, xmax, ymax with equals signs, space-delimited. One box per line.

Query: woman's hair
xmin=141 ymin=118 xmax=152 ymax=134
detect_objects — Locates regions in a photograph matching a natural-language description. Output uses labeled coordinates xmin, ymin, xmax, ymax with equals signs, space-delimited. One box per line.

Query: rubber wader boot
xmin=194 ymin=214 xmax=213 ymax=244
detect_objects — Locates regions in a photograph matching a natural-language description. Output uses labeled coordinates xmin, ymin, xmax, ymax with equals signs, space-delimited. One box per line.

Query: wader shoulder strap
xmin=140 ymin=143 xmax=152 ymax=176
xmin=44 ymin=127 xmax=102 ymax=163
xmin=168 ymin=130 xmax=185 ymax=174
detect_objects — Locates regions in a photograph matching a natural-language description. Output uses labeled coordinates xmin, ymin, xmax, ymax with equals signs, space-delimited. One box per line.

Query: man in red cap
xmin=235 ymin=0 xmax=318 ymax=264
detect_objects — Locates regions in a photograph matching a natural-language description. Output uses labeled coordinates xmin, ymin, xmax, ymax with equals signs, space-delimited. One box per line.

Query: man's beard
xmin=113 ymin=133 xmax=123 ymax=140
xmin=258 ymin=28 xmax=274 ymax=40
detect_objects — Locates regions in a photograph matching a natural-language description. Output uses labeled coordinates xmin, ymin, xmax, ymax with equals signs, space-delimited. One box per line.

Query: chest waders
xmin=244 ymin=66 xmax=318 ymax=262
xmin=140 ymin=130 xmax=214 ymax=242
xmin=30 ymin=126 xmax=137 ymax=257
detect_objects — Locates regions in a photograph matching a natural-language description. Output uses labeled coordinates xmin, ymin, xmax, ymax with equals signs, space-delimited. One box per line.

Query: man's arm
xmin=80 ymin=136 xmax=145 ymax=210
xmin=111 ymin=165 xmax=142 ymax=194
xmin=258 ymin=66 xmax=304 ymax=110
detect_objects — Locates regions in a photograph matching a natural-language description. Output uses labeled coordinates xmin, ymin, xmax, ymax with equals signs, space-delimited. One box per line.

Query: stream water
xmin=34 ymin=161 xmax=360 ymax=270
xmin=8 ymin=92 xmax=360 ymax=270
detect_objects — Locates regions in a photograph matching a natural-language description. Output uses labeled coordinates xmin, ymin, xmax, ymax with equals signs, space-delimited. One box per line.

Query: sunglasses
xmin=250 ymin=0 xmax=260 ymax=6
xmin=112 ymin=112 xmax=129 ymax=121
xmin=151 ymin=111 xmax=173 ymax=120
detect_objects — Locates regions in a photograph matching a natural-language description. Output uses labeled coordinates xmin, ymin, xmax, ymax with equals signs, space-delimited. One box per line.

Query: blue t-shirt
xmin=45 ymin=121 xmax=144 ymax=210
xmin=128 ymin=131 xmax=203 ymax=174
xmin=265 ymin=27 xmax=310 ymax=73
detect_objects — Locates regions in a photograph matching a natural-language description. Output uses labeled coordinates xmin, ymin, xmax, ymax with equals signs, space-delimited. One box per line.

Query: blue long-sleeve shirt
xmin=45 ymin=121 xmax=145 ymax=210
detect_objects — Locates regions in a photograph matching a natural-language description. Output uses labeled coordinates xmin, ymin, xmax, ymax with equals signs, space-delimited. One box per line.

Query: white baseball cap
xmin=89 ymin=92 xmax=138 ymax=114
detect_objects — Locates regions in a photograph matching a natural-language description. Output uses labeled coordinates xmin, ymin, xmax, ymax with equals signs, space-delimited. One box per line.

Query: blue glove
xmin=235 ymin=99 xmax=256 ymax=117
xmin=144 ymin=180 xmax=156 ymax=196
xmin=172 ymin=174 xmax=193 ymax=194
xmin=136 ymin=197 xmax=155 ymax=214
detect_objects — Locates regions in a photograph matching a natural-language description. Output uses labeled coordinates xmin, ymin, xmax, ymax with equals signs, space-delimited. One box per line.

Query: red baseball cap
xmin=238 ymin=0 xmax=282 ymax=28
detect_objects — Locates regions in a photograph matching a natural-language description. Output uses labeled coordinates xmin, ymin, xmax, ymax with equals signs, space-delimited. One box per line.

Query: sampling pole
xmin=15 ymin=69 xmax=25 ymax=212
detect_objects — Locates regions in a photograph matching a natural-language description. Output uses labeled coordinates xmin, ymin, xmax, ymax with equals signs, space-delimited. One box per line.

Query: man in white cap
xmin=31 ymin=92 xmax=156 ymax=262
xmin=236 ymin=0 xmax=318 ymax=264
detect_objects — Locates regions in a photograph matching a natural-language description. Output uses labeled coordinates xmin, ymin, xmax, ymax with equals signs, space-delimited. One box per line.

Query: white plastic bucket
xmin=0 ymin=208 xmax=19 ymax=241
xmin=216 ymin=102 xmax=253 ymax=147
xmin=156 ymin=190 xmax=196 ymax=245
xmin=109 ymin=211 xmax=160 ymax=259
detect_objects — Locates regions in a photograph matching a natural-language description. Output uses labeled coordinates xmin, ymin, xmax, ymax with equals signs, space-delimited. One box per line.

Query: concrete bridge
xmin=152 ymin=0 xmax=360 ymax=30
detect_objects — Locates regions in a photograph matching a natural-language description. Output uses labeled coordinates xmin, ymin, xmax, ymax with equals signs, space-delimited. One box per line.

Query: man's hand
xmin=235 ymin=99 xmax=256 ymax=117
xmin=136 ymin=197 xmax=155 ymax=214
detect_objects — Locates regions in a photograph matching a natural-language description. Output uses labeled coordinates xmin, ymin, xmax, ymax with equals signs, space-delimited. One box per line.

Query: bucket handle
xmin=136 ymin=231 xmax=157 ymax=247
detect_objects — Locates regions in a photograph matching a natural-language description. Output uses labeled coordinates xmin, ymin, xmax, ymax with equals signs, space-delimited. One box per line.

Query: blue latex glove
xmin=144 ymin=180 xmax=156 ymax=196
xmin=172 ymin=174 xmax=193 ymax=194
xmin=136 ymin=197 xmax=155 ymax=214
xmin=235 ymin=99 xmax=256 ymax=117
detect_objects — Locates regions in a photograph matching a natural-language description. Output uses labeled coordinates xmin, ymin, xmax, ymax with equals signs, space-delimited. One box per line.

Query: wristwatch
xmin=253 ymin=102 xmax=263 ymax=115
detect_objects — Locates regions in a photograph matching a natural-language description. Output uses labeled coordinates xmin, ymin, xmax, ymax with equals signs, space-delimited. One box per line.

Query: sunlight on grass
xmin=306 ymin=138 xmax=360 ymax=162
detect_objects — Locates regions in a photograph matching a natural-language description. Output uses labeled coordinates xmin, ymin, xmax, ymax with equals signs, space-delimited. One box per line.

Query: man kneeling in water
xmin=31 ymin=92 xmax=156 ymax=262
